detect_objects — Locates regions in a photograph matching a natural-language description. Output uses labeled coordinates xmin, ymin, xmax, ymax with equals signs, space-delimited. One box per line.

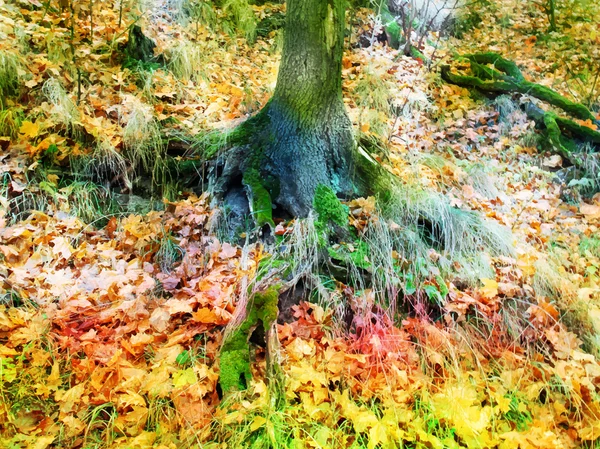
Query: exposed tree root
xmin=441 ymin=53 xmax=600 ymax=168
xmin=219 ymin=285 xmax=281 ymax=395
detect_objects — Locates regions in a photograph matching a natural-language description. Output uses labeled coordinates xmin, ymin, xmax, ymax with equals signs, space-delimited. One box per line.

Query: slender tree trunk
xmin=262 ymin=0 xmax=356 ymax=216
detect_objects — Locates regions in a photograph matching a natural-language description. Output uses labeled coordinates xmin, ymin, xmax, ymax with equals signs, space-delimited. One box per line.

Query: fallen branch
xmin=441 ymin=53 xmax=600 ymax=167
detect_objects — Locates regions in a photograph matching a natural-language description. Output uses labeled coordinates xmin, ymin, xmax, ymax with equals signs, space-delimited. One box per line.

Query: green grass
xmin=1 ymin=167 xmax=120 ymax=226
xmin=371 ymin=183 xmax=513 ymax=297
xmin=0 ymin=50 xmax=23 ymax=103
xmin=0 ymin=108 xmax=25 ymax=139
xmin=78 ymin=138 xmax=131 ymax=189
xmin=579 ymin=235 xmax=600 ymax=258
xmin=154 ymin=231 xmax=184 ymax=273
xmin=221 ymin=0 xmax=257 ymax=42
xmin=167 ymin=39 xmax=210 ymax=83
xmin=173 ymin=0 xmax=257 ymax=42
xmin=83 ymin=402 xmax=118 ymax=447
xmin=354 ymin=69 xmax=392 ymax=137
xmin=59 ymin=181 xmax=120 ymax=225
xmin=121 ymin=96 xmax=167 ymax=184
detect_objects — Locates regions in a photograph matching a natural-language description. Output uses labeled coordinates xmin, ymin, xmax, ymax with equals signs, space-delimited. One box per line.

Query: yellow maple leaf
xmin=19 ymin=121 xmax=40 ymax=139
xmin=250 ymin=415 xmax=267 ymax=432
xmin=480 ymin=278 xmax=498 ymax=299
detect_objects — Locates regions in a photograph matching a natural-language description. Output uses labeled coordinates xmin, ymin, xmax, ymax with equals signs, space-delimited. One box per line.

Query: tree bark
xmin=260 ymin=0 xmax=355 ymax=216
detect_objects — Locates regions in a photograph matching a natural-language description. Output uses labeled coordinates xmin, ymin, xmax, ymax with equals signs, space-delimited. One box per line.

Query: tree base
xmin=211 ymin=99 xmax=358 ymax=224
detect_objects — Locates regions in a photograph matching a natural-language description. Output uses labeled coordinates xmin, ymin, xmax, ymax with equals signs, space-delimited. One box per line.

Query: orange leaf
xmin=192 ymin=308 xmax=220 ymax=324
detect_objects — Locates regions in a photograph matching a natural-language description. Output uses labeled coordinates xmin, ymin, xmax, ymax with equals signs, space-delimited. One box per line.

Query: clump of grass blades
xmin=42 ymin=78 xmax=81 ymax=137
xmin=155 ymin=232 xmax=184 ymax=273
xmin=380 ymin=183 xmax=514 ymax=284
xmin=574 ymin=143 xmax=600 ymax=195
xmin=464 ymin=162 xmax=500 ymax=199
xmin=211 ymin=399 xmax=350 ymax=449
xmin=167 ymin=39 xmax=209 ymax=83
xmin=174 ymin=0 xmax=256 ymax=41
xmin=145 ymin=396 xmax=177 ymax=434
xmin=169 ymin=0 xmax=217 ymax=30
xmin=0 ymin=108 xmax=25 ymax=139
xmin=83 ymin=402 xmax=118 ymax=447
xmin=0 ymin=50 xmax=23 ymax=103
xmin=1 ymin=169 xmax=118 ymax=225
xmin=1 ymin=172 xmax=52 ymax=223
xmin=0 ymin=333 xmax=61 ymax=445
xmin=81 ymin=138 xmax=131 ymax=190
xmin=59 ymin=181 xmax=119 ymax=225
xmin=534 ymin=247 xmax=600 ymax=356
xmin=354 ymin=69 xmax=393 ymax=136
xmin=494 ymin=94 xmax=518 ymax=124
xmin=121 ymin=96 xmax=166 ymax=176
xmin=221 ymin=0 xmax=257 ymax=42
xmin=271 ymin=181 xmax=513 ymax=321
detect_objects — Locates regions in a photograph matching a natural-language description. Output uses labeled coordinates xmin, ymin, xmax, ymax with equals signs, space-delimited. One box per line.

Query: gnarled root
xmin=442 ymin=53 xmax=600 ymax=168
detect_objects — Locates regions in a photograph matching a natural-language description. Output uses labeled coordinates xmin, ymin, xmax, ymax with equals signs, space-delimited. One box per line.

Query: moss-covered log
xmin=442 ymin=53 xmax=598 ymax=122
xmin=442 ymin=53 xmax=600 ymax=164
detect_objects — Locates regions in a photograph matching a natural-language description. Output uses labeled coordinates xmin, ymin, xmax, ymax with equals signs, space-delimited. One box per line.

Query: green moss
xmin=544 ymin=112 xmax=563 ymax=150
xmin=243 ymin=167 xmax=274 ymax=228
xmin=219 ymin=347 xmax=252 ymax=393
xmin=253 ymin=285 xmax=280 ymax=326
xmin=525 ymin=82 xmax=595 ymax=122
xmin=193 ymin=101 xmax=271 ymax=160
xmin=313 ymin=184 xmax=349 ymax=228
xmin=328 ymin=240 xmax=371 ymax=270
xmin=219 ymin=285 xmax=280 ymax=394
xmin=467 ymin=53 xmax=524 ymax=81
xmin=443 ymin=53 xmax=597 ymax=122
xmin=555 ymin=115 xmax=600 ymax=144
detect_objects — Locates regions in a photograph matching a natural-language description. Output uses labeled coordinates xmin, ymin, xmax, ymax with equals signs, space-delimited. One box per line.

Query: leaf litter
xmin=2 ymin=0 xmax=600 ymax=448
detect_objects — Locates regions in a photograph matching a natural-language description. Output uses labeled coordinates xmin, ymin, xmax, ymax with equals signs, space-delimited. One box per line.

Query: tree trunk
xmin=262 ymin=0 xmax=355 ymax=216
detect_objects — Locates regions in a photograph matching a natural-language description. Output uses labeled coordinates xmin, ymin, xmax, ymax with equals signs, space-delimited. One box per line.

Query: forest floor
xmin=2 ymin=0 xmax=600 ymax=448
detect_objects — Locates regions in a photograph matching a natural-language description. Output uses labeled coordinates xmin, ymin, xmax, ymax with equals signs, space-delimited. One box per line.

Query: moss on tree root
xmin=242 ymin=168 xmax=274 ymax=228
xmin=219 ymin=285 xmax=280 ymax=394
xmin=441 ymin=53 xmax=600 ymax=165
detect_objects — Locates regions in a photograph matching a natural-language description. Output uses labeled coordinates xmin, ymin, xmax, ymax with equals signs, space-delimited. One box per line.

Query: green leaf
xmin=176 ymin=350 xmax=191 ymax=366
xmin=403 ymin=273 xmax=417 ymax=295
xmin=424 ymin=285 xmax=443 ymax=303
